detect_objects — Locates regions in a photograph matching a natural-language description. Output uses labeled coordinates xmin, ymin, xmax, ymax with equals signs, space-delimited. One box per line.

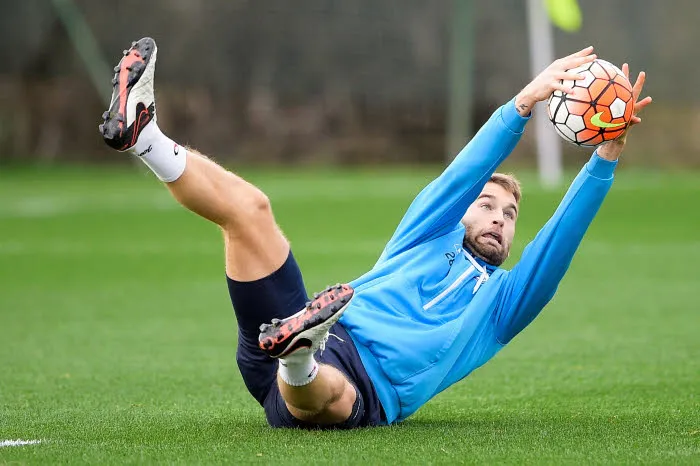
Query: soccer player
xmin=100 ymin=38 xmax=651 ymax=429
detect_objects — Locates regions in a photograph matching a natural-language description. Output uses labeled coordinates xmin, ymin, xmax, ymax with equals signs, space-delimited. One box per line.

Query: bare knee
xmin=247 ymin=187 xmax=271 ymax=214
xmin=222 ymin=186 xmax=273 ymax=232
xmin=222 ymin=187 xmax=290 ymax=281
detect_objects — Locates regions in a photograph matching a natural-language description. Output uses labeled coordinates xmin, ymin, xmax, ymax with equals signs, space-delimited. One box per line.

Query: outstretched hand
xmin=596 ymin=64 xmax=653 ymax=161
xmin=514 ymin=46 xmax=597 ymax=117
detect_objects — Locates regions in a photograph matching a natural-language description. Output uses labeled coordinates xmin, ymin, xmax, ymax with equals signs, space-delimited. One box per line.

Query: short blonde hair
xmin=489 ymin=173 xmax=522 ymax=203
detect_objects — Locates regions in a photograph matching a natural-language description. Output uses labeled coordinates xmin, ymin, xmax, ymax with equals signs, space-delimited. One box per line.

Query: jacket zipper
xmin=422 ymin=265 xmax=475 ymax=310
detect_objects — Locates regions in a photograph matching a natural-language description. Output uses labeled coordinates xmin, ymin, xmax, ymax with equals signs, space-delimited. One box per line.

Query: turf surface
xmin=1 ymin=166 xmax=698 ymax=464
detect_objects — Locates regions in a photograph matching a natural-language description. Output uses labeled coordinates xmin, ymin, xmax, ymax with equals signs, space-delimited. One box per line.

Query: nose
xmin=491 ymin=213 xmax=504 ymax=227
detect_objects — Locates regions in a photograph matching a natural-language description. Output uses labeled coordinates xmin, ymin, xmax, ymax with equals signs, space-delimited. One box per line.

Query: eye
xmin=504 ymin=211 xmax=514 ymax=220
xmin=480 ymin=203 xmax=492 ymax=211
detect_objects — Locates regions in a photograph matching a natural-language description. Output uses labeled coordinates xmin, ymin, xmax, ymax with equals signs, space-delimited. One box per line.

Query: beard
xmin=462 ymin=225 xmax=509 ymax=267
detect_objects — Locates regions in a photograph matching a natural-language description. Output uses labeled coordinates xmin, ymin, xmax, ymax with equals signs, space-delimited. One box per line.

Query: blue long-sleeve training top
xmin=339 ymin=97 xmax=618 ymax=424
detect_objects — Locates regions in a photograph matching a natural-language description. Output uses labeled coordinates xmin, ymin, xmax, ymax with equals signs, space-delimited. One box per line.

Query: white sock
xmin=131 ymin=122 xmax=187 ymax=182
xmin=278 ymin=353 xmax=319 ymax=387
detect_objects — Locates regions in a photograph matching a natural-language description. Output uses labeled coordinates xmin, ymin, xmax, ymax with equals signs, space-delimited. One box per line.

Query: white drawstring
xmin=473 ymin=273 xmax=488 ymax=293
xmin=319 ymin=332 xmax=345 ymax=354
xmin=422 ymin=248 xmax=492 ymax=311
xmin=464 ymin=250 xmax=489 ymax=293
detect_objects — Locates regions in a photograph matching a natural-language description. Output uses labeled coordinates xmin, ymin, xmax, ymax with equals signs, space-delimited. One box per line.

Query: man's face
xmin=461 ymin=182 xmax=518 ymax=266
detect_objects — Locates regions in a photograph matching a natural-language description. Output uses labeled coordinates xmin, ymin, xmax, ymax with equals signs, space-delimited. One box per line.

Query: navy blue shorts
xmin=226 ymin=251 xmax=385 ymax=429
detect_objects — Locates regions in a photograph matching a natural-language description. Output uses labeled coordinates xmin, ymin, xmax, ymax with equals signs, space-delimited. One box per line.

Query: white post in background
xmin=446 ymin=0 xmax=474 ymax=162
xmin=51 ymin=0 xmax=112 ymax=106
xmin=526 ymin=0 xmax=562 ymax=187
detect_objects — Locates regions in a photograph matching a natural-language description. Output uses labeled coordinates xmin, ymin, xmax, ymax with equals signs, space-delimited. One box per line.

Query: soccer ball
xmin=547 ymin=59 xmax=634 ymax=147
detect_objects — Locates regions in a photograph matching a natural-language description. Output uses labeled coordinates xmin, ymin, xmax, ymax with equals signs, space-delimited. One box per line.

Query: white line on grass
xmin=3 ymin=174 xmax=696 ymax=219
xmin=0 ymin=439 xmax=42 ymax=447
xmin=0 ymin=194 xmax=178 ymax=219
xmin=4 ymin=239 xmax=700 ymax=258
xmin=0 ymin=238 xmax=387 ymax=257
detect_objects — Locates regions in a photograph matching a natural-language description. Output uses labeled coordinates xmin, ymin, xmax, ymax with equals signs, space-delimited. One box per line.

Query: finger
xmin=636 ymin=96 xmax=653 ymax=106
xmin=561 ymin=53 xmax=597 ymax=70
xmin=556 ymin=71 xmax=586 ymax=81
xmin=633 ymin=96 xmax=653 ymax=113
xmin=565 ymin=46 xmax=594 ymax=59
xmin=554 ymin=84 xmax=576 ymax=95
xmin=632 ymin=71 xmax=646 ymax=100
xmin=621 ymin=63 xmax=630 ymax=80
xmin=630 ymin=116 xmax=642 ymax=125
xmin=554 ymin=69 xmax=586 ymax=81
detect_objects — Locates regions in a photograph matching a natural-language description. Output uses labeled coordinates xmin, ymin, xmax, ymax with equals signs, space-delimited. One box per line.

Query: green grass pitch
xmin=1 ymin=166 xmax=699 ymax=464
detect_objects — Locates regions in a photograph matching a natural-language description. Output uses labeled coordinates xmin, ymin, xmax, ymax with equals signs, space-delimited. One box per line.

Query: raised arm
xmin=378 ymin=47 xmax=598 ymax=262
xmin=495 ymin=65 xmax=652 ymax=343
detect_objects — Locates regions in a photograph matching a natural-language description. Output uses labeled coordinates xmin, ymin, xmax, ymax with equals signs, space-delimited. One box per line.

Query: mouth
xmin=481 ymin=231 xmax=502 ymax=247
